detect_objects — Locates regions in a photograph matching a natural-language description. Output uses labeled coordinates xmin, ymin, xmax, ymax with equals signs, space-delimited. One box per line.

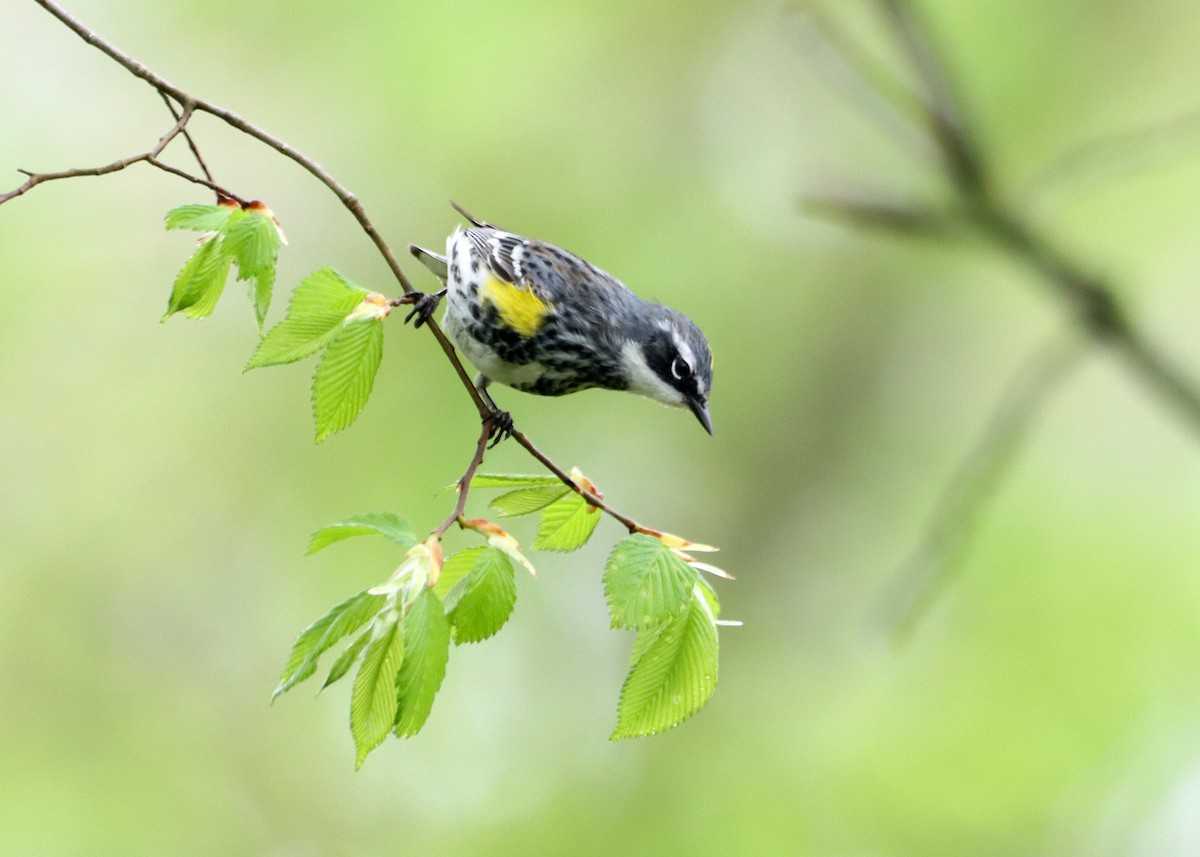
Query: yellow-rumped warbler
xmin=408 ymin=204 xmax=714 ymax=435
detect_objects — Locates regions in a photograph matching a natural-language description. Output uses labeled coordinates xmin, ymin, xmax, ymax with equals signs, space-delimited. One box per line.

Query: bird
xmin=407 ymin=204 xmax=714 ymax=439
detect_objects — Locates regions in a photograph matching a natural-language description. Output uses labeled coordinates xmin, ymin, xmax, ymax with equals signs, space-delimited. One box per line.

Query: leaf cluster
xmin=246 ymin=268 xmax=389 ymax=442
xmin=164 ymin=202 xmax=283 ymax=330
xmin=162 ymin=203 xmax=729 ymax=760
xmin=274 ymin=514 xmax=526 ymax=766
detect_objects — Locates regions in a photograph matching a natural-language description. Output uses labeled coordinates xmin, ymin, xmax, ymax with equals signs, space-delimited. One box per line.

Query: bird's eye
xmin=671 ymin=357 xmax=692 ymax=380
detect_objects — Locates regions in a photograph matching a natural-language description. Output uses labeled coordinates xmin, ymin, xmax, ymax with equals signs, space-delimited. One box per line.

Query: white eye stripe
xmin=672 ymin=332 xmax=696 ymax=377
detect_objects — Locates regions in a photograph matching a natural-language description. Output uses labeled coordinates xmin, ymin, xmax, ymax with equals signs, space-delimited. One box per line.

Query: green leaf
xmin=165 ymin=202 xmax=240 ymax=232
xmin=434 ymin=546 xmax=485 ymax=599
xmin=246 ymin=268 xmax=368 ymax=369
xmin=351 ymin=617 xmax=404 ymax=768
xmin=248 ymin=261 xmax=275 ymax=332
xmin=322 ymin=627 xmax=371 ymax=691
xmin=488 ymin=485 xmax=569 ymax=517
xmin=307 ymin=512 xmax=418 ymax=555
xmin=612 ymin=588 xmax=718 ymax=740
xmin=273 ymin=590 xmax=385 ymax=700
xmin=311 ymin=316 xmax=384 ymax=442
xmin=444 ymin=547 xmax=517 ymax=643
xmin=224 ymin=211 xmax=282 ymax=278
xmin=163 ymin=237 xmax=233 ymax=321
xmin=471 ymin=474 xmax=563 ymax=489
xmin=393 ymin=588 xmax=450 ymax=738
xmin=603 ymin=534 xmax=700 ymax=629
xmin=533 ymin=493 xmax=601 ymax=552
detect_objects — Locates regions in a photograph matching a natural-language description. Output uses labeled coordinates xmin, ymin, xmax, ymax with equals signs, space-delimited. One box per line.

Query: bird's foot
xmin=485 ymin=408 xmax=514 ymax=448
xmin=401 ymin=289 xmax=446 ymax=328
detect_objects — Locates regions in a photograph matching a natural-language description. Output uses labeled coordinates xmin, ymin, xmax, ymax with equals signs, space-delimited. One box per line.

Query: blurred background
xmin=3 ymin=0 xmax=1200 ymax=854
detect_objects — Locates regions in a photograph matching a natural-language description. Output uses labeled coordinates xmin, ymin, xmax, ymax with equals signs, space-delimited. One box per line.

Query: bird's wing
xmin=464 ymin=228 xmax=529 ymax=286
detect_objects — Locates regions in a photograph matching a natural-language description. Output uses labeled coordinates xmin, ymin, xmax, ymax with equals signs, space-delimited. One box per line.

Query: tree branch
xmin=159 ymin=91 xmax=215 ymax=183
xmin=803 ymin=0 xmax=1200 ymax=630
xmin=876 ymin=332 xmax=1085 ymax=640
xmin=0 ymin=105 xmax=218 ymax=204
xmin=510 ymin=430 xmax=644 ymax=534
xmin=18 ymin=0 xmax=650 ymax=538
xmin=435 ymin=419 xmax=495 ymax=538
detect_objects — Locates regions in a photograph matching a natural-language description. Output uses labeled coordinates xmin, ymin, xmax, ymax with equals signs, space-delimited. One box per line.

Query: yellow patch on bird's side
xmin=480 ymin=274 xmax=549 ymax=336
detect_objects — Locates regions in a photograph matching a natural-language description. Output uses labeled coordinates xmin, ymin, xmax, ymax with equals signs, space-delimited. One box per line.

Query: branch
xmin=801 ymin=194 xmax=954 ymax=237
xmin=787 ymin=1 xmax=935 ymax=161
xmin=802 ymin=0 xmax=1200 ymax=630
xmin=31 ymin=0 xmax=415 ymax=295
xmin=510 ymin=430 xmax=644 ymax=534
xmin=159 ymin=91 xmax=215 ymax=182
xmin=876 ymin=332 xmax=1085 ymax=640
xmin=0 ymin=105 xmax=238 ymax=204
xmin=20 ymin=0 xmax=650 ymax=537
xmin=1019 ymin=105 xmax=1200 ymax=213
xmin=434 ymin=419 xmax=495 ymax=538
xmin=875 ymin=0 xmax=986 ymax=191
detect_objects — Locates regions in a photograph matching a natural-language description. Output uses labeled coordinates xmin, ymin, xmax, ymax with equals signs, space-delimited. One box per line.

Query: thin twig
xmin=510 ymin=430 xmax=643 ymax=533
xmin=30 ymin=0 xmax=414 ymax=294
xmin=28 ymin=0 xmax=493 ymax=416
xmin=159 ymin=91 xmax=214 ymax=182
xmin=0 ymin=106 xmax=196 ymax=204
xmin=1019 ymin=105 xmax=1200 ymax=213
xmin=788 ymin=1 xmax=936 ymax=161
xmin=144 ymin=157 xmax=245 ymax=204
xmin=23 ymin=0 xmax=648 ymax=535
xmin=876 ymin=0 xmax=986 ymax=192
xmin=802 ymin=194 xmax=953 ymax=237
xmin=877 ymin=332 xmax=1086 ymax=640
xmin=434 ymin=419 xmax=494 ymax=537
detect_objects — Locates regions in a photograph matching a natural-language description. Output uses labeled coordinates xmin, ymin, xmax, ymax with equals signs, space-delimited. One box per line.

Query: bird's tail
xmin=408 ymin=244 xmax=449 ymax=281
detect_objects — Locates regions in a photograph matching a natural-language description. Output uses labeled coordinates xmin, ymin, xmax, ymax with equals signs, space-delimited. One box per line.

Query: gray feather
xmin=408 ymin=244 xmax=448 ymax=282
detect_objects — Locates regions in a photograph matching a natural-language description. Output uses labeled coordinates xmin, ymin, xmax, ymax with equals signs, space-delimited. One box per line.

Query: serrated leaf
xmin=163 ymin=236 xmax=232 ymax=321
xmin=468 ymin=521 xmax=537 ymax=578
xmin=488 ymin=485 xmax=570 ymax=517
xmin=227 ymin=212 xmax=282 ymax=330
xmin=307 ymin=512 xmax=418 ymax=555
xmin=273 ymin=590 xmax=385 ymax=700
xmin=393 ymin=588 xmax=450 ymax=738
xmin=612 ymin=588 xmax=718 ymax=740
xmin=434 ymin=546 xmax=485 ymax=599
xmin=322 ymin=627 xmax=371 ymax=691
xmin=311 ymin=316 xmax=384 ymax=443
xmin=533 ymin=493 xmax=600 ymax=552
xmin=351 ymin=618 xmax=404 ymax=768
xmin=603 ymin=533 xmax=700 ymax=629
xmin=246 ymin=268 xmax=368 ymax=369
xmin=471 ymin=474 xmax=563 ymax=489
xmin=165 ymin=202 xmax=240 ymax=232
xmin=444 ymin=547 xmax=517 ymax=644
xmin=249 ymin=264 xmax=275 ymax=332
xmin=224 ymin=211 xmax=282 ymax=279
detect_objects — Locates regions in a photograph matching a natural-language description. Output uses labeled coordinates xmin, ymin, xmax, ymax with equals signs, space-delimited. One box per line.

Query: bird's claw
xmin=402 ymin=289 xmax=446 ymax=328
xmin=486 ymin=409 xmax=514 ymax=448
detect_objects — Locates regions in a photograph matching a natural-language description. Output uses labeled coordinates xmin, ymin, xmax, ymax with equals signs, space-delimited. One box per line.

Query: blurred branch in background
xmin=875 ymin=332 xmax=1085 ymax=641
xmin=796 ymin=0 xmax=1200 ymax=635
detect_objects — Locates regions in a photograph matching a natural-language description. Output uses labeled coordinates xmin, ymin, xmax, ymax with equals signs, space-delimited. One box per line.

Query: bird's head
xmin=620 ymin=306 xmax=714 ymax=434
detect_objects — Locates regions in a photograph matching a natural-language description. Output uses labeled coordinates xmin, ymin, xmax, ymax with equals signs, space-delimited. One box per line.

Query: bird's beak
xmin=688 ymin=396 xmax=714 ymax=435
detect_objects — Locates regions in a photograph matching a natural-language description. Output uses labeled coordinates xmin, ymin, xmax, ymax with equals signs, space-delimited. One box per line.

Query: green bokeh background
xmin=4 ymin=1 xmax=1200 ymax=854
